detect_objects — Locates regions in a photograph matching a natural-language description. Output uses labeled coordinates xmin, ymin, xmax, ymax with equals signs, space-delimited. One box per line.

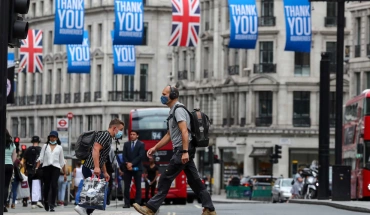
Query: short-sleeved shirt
xmin=291 ymin=181 xmax=303 ymax=195
xmin=145 ymin=165 xmax=159 ymax=181
xmin=83 ymin=131 xmax=112 ymax=169
xmin=168 ymin=102 xmax=192 ymax=148
xmin=5 ymin=143 xmax=15 ymax=165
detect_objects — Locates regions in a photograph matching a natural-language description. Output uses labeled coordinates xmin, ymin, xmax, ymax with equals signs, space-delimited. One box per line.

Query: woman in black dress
xmin=144 ymin=157 xmax=159 ymax=203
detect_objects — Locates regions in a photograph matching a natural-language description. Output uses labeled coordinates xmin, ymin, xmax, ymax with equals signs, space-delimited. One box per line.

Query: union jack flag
xmin=168 ymin=0 xmax=200 ymax=47
xmin=19 ymin=29 xmax=43 ymax=73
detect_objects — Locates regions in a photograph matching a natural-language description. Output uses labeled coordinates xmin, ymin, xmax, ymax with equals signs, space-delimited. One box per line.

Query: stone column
xmin=272 ymin=91 xmax=278 ymax=125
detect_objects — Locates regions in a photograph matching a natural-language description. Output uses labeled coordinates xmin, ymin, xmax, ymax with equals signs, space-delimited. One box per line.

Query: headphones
xmin=169 ymin=85 xmax=178 ymax=100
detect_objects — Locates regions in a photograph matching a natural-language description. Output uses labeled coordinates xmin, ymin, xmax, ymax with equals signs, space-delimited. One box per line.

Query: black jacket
xmin=120 ymin=140 xmax=145 ymax=172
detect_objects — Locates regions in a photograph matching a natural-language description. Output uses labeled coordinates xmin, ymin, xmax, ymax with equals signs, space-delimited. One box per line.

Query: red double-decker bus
xmin=128 ymin=108 xmax=187 ymax=204
xmin=343 ymin=90 xmax=370 ymax=199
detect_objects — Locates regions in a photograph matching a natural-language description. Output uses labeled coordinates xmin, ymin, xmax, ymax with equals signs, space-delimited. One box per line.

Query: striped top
xmin=83 ymin=131 xmax=112 ymax=169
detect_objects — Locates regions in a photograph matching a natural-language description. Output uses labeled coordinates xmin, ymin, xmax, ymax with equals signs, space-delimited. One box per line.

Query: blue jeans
xmin=58 ymin=176 xmax=67 ymax=202
xmin=11 ymin=180 xmax=19 ymax=204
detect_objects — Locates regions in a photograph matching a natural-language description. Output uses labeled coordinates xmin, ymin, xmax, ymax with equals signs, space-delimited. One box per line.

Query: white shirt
xmin=37 ymin=143 xmax=65 ymax=169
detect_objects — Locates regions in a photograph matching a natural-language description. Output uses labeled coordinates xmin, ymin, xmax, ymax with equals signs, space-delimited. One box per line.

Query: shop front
xmin=249 ymin=147 xmax=273 ymax=176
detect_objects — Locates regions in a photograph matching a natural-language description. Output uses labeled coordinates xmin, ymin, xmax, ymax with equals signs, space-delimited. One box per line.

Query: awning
xmin=249 ymin=148 xmax=272 ymax=157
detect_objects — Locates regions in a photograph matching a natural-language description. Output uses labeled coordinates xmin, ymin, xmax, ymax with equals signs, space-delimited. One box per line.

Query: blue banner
xmin=54 ymin=0 xmax=84 ymax=44
xmin=114 ymin=0 xmax=143 ymax=45
xmin=228 ymin=0 xmax=258 ymax=49
xmin=67 ymin=31 xmax=90 ymax=73
xmin=7 ymin=53 xmax=14 ymax=67
xmin=111 ymin=31 xmax=136 ymax=75
xmin=283 ymin=0 xmax=311 ymax=52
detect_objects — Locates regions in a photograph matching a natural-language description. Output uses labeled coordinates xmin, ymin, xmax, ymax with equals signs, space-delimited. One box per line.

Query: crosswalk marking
xmin=194 ymin=204 xmax=201 ymax=209
xmin=167 ymin=213 xmax=176 ymax=215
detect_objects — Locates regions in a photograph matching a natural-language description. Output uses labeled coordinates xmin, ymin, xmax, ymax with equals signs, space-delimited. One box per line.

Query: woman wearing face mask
xmin=36 ymin=131 xmax=66 ymax=212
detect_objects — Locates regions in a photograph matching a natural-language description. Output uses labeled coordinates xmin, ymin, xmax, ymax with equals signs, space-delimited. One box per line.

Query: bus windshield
xmin=131 ymin=109 xmax=169 ymax=140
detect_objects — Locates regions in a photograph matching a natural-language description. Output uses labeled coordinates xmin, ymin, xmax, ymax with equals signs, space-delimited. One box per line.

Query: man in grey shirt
xmin=133 ymin=86 xmax=217 ymax=215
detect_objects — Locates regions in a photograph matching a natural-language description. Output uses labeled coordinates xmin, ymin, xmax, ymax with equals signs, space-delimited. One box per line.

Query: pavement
xmin=289 ymin=199 xmax=370 ymax=213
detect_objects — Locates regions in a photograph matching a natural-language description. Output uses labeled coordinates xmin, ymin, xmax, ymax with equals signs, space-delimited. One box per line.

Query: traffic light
xmin=14 ymin=137 xmax=20 ymax=153
xmin=8 ymin=0 xmax=30 ymax=48
xmin=21 ymin=144 xmax=27 ymax=158
xmin=269 ymin=154 xmax=278 ymax=164
xmin=274 ymin=144 xmax=282 ymax=159
xmin=214 ymin=154 xmax=220 ymax=163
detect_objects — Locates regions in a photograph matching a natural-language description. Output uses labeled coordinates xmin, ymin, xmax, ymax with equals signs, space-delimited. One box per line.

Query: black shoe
xmin=4 ymin=207 xmax=8 ymax=212
xmin=44 ymin=202 xmax=49 ymax=212
xmin=122 ymin=204 xmax=130 ymax=208
xmin=50 ymin=207 xmax=55 ymax=212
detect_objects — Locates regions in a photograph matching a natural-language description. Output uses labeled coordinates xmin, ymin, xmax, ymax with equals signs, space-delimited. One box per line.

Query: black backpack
xmin=75 ymin=130 xmax=101 ymax=160
xmin=25 ymin=146 xmax=41 ymax=169
xmin=170 ymin=105 xmax=211 ymax=147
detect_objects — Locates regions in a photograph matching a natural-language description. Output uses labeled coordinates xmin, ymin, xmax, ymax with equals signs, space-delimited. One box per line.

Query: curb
xmin=289 ymin=200 xmax=370 ymax=214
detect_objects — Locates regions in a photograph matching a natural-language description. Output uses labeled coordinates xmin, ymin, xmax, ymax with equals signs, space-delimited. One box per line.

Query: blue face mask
xmin=115 ymin=130 xmax=123 ymax=139
xmin=161 ymin=96 xmax=169 ymax=105
xmin=50 ymin=141 xmax=57 ymax=145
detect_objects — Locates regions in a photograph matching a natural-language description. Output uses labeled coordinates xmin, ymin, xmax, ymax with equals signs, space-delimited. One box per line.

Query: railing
xmin=108 ymin=91 xmax=153 ymax=102
xmin=203 ymin=69 xmax=209 ymax=79
xmin=36 ymin=95 xmax=42 ymax=105
xmin=19 ymin=96 xmax=25 ymax=106
xmin=178 ymin=70 xmax=188 ymax=80
xmin=228 ymin=65 xmax=240 ymax=75
xmin=355 ymin=45 xmax=361 ymax=58
xmin=74 ymin=92 xmax=80 ymax=103
xmin=26 ymin=95 xmax=35 ymax=105
xmin=45 ymin=94 xmax=52 ymax=104
xmin=325 ymin=17 xmax=346 ymax=27
xmin=254 ymin=63 xmax=276 ymax=73
xmin=367 ymin=44 xmax=370 ymax=57
xmin=293 ymin=117 xmax=311 ymax=127
xmin=54 ymin=94 xmax=61 ymax=104
xmin=258 ymin=16 xmax=276 ymax=26
xmin=84 ymin=92 xmax=91 ymax=102
xmin=255 ymin=116 xmax=272 ymax=127
xmin=64 ymin=93 xmax=71 ymax=103
xmin=94 ymin=91 xmax=101 ymax=102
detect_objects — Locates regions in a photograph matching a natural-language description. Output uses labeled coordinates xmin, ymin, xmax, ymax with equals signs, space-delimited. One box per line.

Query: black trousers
xmin=145 ymin=181 xmax=156 ymax=202
xmin=123 ymin=170 xmax=142 ymax=205
xmin=42 ymin=165 xmax=60 ymax=207
xmin=146 ymin=152 xmax=215 ymax=212
xmin=4 ymin=164 xmax=13 ymax=205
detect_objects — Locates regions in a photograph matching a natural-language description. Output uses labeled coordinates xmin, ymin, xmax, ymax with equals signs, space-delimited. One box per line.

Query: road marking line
xmin=194 ymin=204 xmax=201 ymax=209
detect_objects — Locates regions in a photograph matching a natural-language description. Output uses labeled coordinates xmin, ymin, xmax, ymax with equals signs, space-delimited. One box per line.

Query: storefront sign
xmin=279 ymin=138 xmax=291 ymax=145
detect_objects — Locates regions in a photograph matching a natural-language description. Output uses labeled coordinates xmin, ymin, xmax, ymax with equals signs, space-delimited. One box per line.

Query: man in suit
xmin=121 ymin=130 xmax=145 ymax=208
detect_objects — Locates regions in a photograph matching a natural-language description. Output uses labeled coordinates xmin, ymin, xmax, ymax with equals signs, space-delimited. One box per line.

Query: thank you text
xmin=67 ymin=31 xmax=90 ymax=73
xmin=112 ymin=31 xmax=136 ymax=75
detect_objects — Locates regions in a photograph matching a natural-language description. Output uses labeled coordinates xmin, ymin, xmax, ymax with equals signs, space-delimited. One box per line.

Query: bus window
xmin=365 ymin=98 xmax=370 ymax=116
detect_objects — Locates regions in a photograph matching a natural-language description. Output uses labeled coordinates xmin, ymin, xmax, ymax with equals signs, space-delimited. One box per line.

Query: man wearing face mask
xmin=133 ymin=86 xmax=217 ymax=215
xmin=74 ymin=119 xmax=125 ymax=215
xmin=120 ymin=130 xmax=145 ymax=208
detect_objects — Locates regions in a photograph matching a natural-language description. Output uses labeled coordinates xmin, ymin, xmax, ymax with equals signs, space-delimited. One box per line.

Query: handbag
xmin=76 ymin=176 xmax=109 ymax=211
xmin=14 ymin=166 xmax=23 ymax=181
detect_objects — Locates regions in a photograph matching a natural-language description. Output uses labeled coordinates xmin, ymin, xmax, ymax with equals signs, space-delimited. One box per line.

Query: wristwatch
xmin=181 ymin=150 xmax=188 ymax=153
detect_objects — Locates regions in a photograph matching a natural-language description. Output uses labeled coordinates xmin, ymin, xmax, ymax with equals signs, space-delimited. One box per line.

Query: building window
xmin=48 ymin=69 xmax=52 ymax=93
xmin=57 ymin=68 xmax=62 ymax=93
xmin=140 ymin=64 xmax=148 ymax=100
xmin=40 ymin=1 xmax=44 ymax=15
xmin=142 ymin=22 xmax=148 ymax=45
xmin=12 ymin=118 xmax=18 ymax=137
xmin=183 ymin=51 xmax=187 ymax=70
xmin=97 ymin=65 xmax=102 ymax=92
xmin=327 ymin=2 xmax=337 ymax=17
xmin=204 ymin=1 xmax=210 ymax=31
xmin=39 ymin=73 xmax=43 ymax=95
xmin=50 ymin=116 xmax=54 ymax=131
xmin=190 ymin=56 xmax=195 ymax=81
xmin=29 ymin=117 xmax=34 ymax=137
xmin=124 ymin=75 xmax=134 ymax=100
xmin=293 ymin=91 xmax=311 ymax=127
xmin=32 ymin=2 xmax=36 ymax=17
xmin=32 ymin=74 xmax=36 ymax=96
xmin=355 ymin=18 xmax=361 ymax=58
xmin=20 ymin=117 xmax=27 ymax=138
xmin=48 ymin=30 xmax=53 ymax=52
xmin=261 ymin=0 xmax=273 ymax=17
xmin=330 ymin=92 xmax=336 ymax=127
xmin=88 ymin=115 xmax=93 ymax=130
xmin=326 ymin=42 xmax=337 ymax=73
xmin=87 ymin=25 xmax=92 ymax=45
xmin=98 ymin=23 xmax=102 ymax=47
xmin=355 ymin=72 xmax=361 ymax=95
xmin=366 ymin=72 xmax=370 ymax=89
xmin=256 ymin=91 xmax=272 ymax=127
xmin=112 ymin=65 xmax=117 ymax=91
xmin=259 ymin=41 xmax=273 ymax=64
xmin=40 ymin=117 xmax=45 ymax=138
xmin=294 ymin=52 xmax=310 ymax=76
xmin=203 ymin=47 xmax=209 ymax=78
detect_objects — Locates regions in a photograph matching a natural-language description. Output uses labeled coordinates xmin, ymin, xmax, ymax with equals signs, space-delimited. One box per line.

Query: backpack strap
xmin=167 ymin=104 xmax=193 ymax=135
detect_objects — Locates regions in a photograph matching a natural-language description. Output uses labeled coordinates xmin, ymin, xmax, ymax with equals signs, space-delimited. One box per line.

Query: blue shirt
xmin=5 ymin=143 xmax=15 ymax=165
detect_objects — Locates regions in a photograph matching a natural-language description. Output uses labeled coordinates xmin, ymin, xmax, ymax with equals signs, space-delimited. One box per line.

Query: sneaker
xmin=36 ymin=202 xmax=44 ymax=208
xmin=74 ymin=205 xmax=88 ymax=215
xmin=31 ymin=205 xmax=37 ymax=209
xmin=11 ymin=204 xmax=15 ymax=209
xmin=201 ymin=208 xmax=217 ymax=215
xmin=133 ymin=203 xmax=155 ymax=215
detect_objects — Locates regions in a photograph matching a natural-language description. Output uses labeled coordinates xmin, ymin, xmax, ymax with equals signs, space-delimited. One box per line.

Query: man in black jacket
xmin=120 ymin=130 xmax=145 ymax=208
